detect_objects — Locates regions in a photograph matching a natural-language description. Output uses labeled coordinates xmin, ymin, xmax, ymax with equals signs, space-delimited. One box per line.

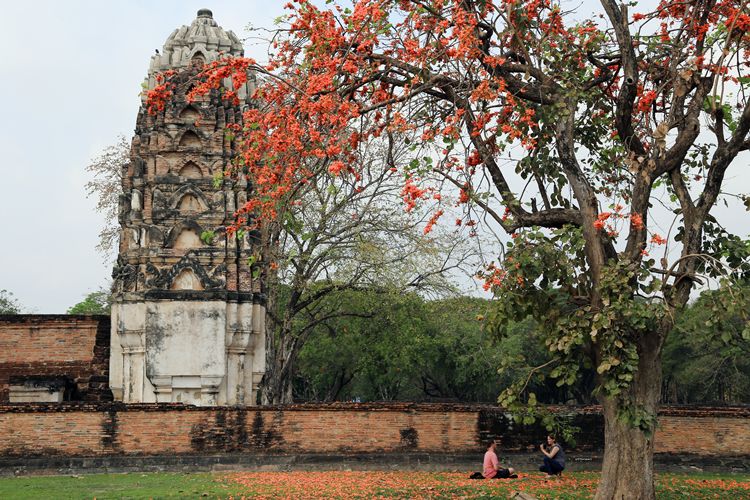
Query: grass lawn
xmin=0 ymin=470 xmax=748 ymax=499
xmin=0 ymin=472 xmax=244 ymax=499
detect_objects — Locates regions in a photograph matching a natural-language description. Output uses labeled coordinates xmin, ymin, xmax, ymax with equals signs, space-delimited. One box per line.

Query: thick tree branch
xmin=600 ymin=0 xmax=646 ymax=156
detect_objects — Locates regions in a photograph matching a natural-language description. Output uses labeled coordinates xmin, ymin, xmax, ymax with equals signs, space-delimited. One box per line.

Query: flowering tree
xmin=148 ymin=0 xmax=750 ymax=497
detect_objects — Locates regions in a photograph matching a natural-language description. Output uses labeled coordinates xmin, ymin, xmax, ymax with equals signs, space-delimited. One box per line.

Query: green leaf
xmin=200 ymin=230 xmax=215 ymax=245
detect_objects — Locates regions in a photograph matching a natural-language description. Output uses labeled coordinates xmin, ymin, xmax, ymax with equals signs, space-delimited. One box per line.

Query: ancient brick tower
xmin=110 ymin=9 xmax=265 ymax=406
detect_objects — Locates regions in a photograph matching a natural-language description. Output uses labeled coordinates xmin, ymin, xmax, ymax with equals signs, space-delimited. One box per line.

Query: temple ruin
xmin=109 ymin=9 xmax=265 ymax=406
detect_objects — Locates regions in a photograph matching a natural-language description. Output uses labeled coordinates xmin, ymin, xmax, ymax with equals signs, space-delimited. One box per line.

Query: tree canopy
xmin=662 ymin=283 xmax=750 ymax=404
xmin=85 ymin=136 xmax=128 ymax=260
xmin=296 ymin=292 xmax=591 ymax=404
xmin=295 ymin=287 xmax=749 ymax=406
xmin=0 ymin=289 xmax=23 ymax=315
xmin=253 ymin=134 xmax=476 ymax=404
xmin=67 ymin=290 xmax=110 ymax=315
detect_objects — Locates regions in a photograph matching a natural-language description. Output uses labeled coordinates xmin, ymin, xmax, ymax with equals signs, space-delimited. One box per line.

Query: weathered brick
xmin=0 ymin=315 xmax=112 ymax=402
xmin=0 ymin=403 xmax=746 ymax=459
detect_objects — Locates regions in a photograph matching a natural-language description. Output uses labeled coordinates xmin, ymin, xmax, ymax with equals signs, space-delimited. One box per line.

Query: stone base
xmin=8 ymin=387 xmax=64 ymax=403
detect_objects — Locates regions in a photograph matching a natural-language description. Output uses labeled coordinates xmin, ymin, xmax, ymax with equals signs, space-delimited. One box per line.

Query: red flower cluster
xmin=592 ymin=208 xmax=645 ymax=238
xmin=402 ymin=177 xmax=429 ymax=212
xmin=650 ymin=233 xmax=667 ymax=245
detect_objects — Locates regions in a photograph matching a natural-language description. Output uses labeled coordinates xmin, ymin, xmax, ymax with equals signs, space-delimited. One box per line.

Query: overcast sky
xmin=0 ymin=2 xmax=286 ymax=313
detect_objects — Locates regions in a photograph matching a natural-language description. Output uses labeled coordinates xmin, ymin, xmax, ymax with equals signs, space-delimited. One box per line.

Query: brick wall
xmin=655 ymin=413 xmax=750 ymax=455
xmin=0 ymin=403 xmax=746 ymax=459
xmin=0 ymin=404 xmax=479 ymax=457
xmin=0 ymin=315 xmax=112 ymax=402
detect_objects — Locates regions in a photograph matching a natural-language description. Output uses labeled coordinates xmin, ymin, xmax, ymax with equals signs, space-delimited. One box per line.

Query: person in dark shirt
xmin=539 ymin=434 xmax=565 ymax=476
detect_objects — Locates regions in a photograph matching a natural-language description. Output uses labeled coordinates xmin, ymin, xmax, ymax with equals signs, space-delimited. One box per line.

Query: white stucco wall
xmin=111 ymin=299 xmax=263 ymax=406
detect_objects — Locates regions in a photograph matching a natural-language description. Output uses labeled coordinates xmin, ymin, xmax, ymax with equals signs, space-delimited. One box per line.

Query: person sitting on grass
xmin=539 ymin=434 xmax=565 ymax=476
xmin=482 ymin=439 xmax=517 ymax=479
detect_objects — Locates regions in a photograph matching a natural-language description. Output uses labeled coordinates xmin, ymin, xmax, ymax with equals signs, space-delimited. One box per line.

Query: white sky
xmin=0 ymin=1 xmax=286 ymax=313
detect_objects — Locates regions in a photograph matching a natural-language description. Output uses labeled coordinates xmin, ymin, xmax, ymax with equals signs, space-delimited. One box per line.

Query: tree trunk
xmin=595 ymin=334 xmax=662 ymax=500
xmin=261 ymin=362 xmax=294 ymax=404
xmin=261 ymin=320 xmax=296 ymax=405
xmin=596 ymin=398 xmax=657 ymax=499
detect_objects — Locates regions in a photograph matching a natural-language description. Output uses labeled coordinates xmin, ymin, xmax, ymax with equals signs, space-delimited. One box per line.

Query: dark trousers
xmin=491 ymin=468 xmax=511 ymax=479
xmin=539 ymin=457 xmax=564 ymax=475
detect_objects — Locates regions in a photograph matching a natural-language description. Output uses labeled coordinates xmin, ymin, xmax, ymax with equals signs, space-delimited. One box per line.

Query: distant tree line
xmin=293 ymin=287 xmax=750 ymax=406
xmin=661 ymin=286 xmax=750 ymax=404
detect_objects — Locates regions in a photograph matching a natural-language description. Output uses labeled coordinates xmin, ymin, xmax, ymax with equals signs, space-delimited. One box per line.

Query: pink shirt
xmin=483 ymin=449 xmax=499 ymax=478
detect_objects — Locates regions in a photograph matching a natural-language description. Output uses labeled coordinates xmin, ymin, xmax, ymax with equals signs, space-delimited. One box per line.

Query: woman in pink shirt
xmin=483 ymin=440 xmax=517 ymax=479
